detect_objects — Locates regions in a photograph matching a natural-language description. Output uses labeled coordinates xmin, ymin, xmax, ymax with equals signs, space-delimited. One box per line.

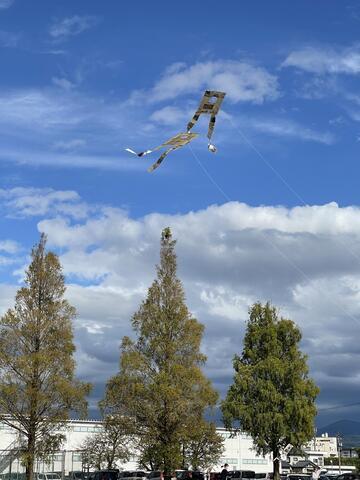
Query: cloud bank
xmin=283 ymin=45 xmax=360 ymax=75
xmin=132 ymin=60 xmax=279 ymax=104
xmin=1 ymin=189 xmax=360 ymax=423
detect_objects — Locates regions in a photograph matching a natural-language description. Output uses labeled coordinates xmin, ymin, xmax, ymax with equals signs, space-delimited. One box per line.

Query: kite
xmin=125 ymin=90 xmax=226 ymax=172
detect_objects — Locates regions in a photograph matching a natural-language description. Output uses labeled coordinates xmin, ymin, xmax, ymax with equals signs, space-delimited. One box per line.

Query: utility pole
xmin=337 ymin=434 xmax=342 ymax=475
xmin=313 ymin=427 xmax=317 ymax=451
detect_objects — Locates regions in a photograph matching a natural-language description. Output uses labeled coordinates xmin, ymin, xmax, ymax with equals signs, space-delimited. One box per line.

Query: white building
xmin=0 ymin=421 xmax=272 ymax=477
xmin=216 ymin=428 xmax=272 ymax=472
xmin=303 ymin=433 xmax=338 ymax=457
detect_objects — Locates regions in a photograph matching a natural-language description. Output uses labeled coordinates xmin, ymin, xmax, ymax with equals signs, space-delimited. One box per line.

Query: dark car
xmin=69 ymin=472 xmax=89 ymax=480
xmin=286 ymin=475 xmax=311 ymax=480
xmin=121 ymin=473 xmax=148 ymax=480
xmin=90 ymin=471 xmax=119 ymax=480
xmin=176 ymin=472 xmax=204 ymax=480
xmin=337 ymin=474 xmax=360 ymax=480
xmin=147 ymin=472 xmax=163 ymax=480
xmin=228 ymin=472 xmax=255 ymax=480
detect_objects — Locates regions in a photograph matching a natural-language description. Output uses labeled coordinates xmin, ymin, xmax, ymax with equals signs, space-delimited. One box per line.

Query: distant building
xmin=0 ymin=422 xmax=273 ymax=476
xmin=341 ymin=448 xmax=359 ymax=459
xmin=303 ymin=433 xmax=338 ymax=457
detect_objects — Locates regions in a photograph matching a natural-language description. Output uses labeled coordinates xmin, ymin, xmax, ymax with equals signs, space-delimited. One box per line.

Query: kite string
xmin=188 ymin=143 xmax=360 ymax=414
xmin=228 ymin=117 xmax=306 ymax=205
xmin=186 ymin=142 xmax=360 ymax=329
xmin=190 ymin=144 xmax=231 ymax=202
xmin=228 ymin=116 xmax=360 ymax=266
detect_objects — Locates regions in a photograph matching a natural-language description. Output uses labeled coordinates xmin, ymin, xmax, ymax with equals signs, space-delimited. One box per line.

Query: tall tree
xmin=103 ymin=228 xmax=219 ymax=474
xmin=0 ymin=234 xmax=91 ymax=480
xmin=222 ymin=302 xmax=319 ymax=480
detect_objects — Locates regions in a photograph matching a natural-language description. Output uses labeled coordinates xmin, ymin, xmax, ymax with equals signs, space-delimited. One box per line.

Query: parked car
xmin=176 ymin=472 xmax=204 ymax=480
xmin=88 ymin=470 xmax=119 ymax=480
xmin=209 ymin=473 xmax=221 ymax=480
xmin=147 ymin=472 xmax=163 ymax=480
xmin=69 ymin=472 xmax=89 ymax=480
xmin=286 ymin=475 xmax=311 ymax=480
xmin=228 ymin=472 xmax=256 ymax=480
xmin=36 ymin=474 xmax=62 ymax=480
xmin=120 ymin=473 xmax=148 ymax=480
xmin=337 ymin=474 xmax=360 ymax=480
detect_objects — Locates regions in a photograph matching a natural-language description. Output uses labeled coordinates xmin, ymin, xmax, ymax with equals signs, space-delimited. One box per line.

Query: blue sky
xmin=1 ymin=0 xmax=360 ymax=426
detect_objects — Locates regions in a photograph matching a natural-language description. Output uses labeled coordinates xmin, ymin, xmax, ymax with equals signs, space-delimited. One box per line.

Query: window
xmin=221 ymin=458 xmax=238 ymax=464
xmin=242 ymin=459 xmax=267 ymax=465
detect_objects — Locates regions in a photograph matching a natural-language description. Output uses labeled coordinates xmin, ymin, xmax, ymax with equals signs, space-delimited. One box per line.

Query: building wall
xmin=0 ymin=422 xmax=272 ymax=475
xmin=216 ymin=429 xmax=272 ymax=472
xmin=304 ymin=435 xmax=338 ymax=457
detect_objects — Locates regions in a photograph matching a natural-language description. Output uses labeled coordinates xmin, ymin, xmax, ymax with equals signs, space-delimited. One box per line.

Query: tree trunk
xmin=273 ymin=449 xmax=280 ymax=480
xmin=26 ymin=431 xmax=36 ymax=480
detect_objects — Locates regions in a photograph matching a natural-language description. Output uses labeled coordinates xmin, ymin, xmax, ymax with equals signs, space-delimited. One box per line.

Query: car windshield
xmin=47 ymin=475 xmax=61 ymax=480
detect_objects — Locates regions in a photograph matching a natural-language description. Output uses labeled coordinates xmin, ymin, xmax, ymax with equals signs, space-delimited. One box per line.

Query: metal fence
xmin=0 ymin=450 xmax=85 ymax=479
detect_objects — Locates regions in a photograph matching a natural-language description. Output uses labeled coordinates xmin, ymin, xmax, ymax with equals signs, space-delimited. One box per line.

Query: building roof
xmin=293 ymin=460 xmax=318 ymax=469
xmin=288 ymin=447 xmax=308 ymax=457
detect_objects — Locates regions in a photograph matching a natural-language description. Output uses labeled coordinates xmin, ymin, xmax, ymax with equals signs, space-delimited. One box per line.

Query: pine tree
xmin=0 ymin=234 xmax=91 ymax=480
xmin=222 ymin=302 xmax=319 ymax=480
xmin=103 ymin=228 xmax=219 ymax=474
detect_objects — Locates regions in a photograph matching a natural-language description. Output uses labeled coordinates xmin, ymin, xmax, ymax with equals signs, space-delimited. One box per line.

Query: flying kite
xmin=125 ymin=90 xmax=226 ymax=172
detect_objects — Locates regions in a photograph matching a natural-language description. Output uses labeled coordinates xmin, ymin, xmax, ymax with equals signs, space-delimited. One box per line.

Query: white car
xmin=36 ymin=474 xmax=62 ymax=480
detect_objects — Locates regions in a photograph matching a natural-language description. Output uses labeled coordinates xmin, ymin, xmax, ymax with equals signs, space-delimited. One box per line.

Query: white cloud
xmin=0 ymin=239 xmax=19 ymax=254
xmin=242 ymin=117 xmax=335 ymax=145
xmin=282 ymin=45 xmax=360 ymax=74
xmin=3 ymin=192 xmax=360 ymax=414
xmin=49 ymin=15 xmax=99 ymax=41
xmin=0 ymin=30 xmax=20 ymax=47
xmin=53 ymin=139 xmax=86 ymax=151
xmin=0 ymin=88 xmax=151 ymax=171
xmin=30 ymin=198 xmax=360 ymax=412
xmin=150 ymin=106 xmax=189 ymax=126
xmin=52 ymin=76 xmax=75 ymax=91
xmin=0 ymin=0 xmax=14 ymax=9
xmin=0 ymin=187 xmax=89 ymax=218
xmin=132 ymin=60 xmax=279 ymax=104
xmin=0 ymin=284 xmax=17 ymax=316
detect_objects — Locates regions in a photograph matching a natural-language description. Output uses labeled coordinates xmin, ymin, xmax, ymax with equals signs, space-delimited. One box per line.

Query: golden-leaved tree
xmin=0 ymin=234 xmax=92 ymax=480
xmin=103 ymin=228 xmax=223 ymax=474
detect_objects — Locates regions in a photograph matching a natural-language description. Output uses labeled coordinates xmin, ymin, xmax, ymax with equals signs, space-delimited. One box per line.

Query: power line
xmin=318 ymin=402 xmax=360 ymax=412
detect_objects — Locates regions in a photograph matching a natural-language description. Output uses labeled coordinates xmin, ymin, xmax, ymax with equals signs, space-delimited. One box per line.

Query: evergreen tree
xmin=0 ymin=234 xmax=91 ymax=480
xmin=222 ymin=302 xmax=319 ymax=480
xmin=103 ymin=228 xmax=219 ymax=474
